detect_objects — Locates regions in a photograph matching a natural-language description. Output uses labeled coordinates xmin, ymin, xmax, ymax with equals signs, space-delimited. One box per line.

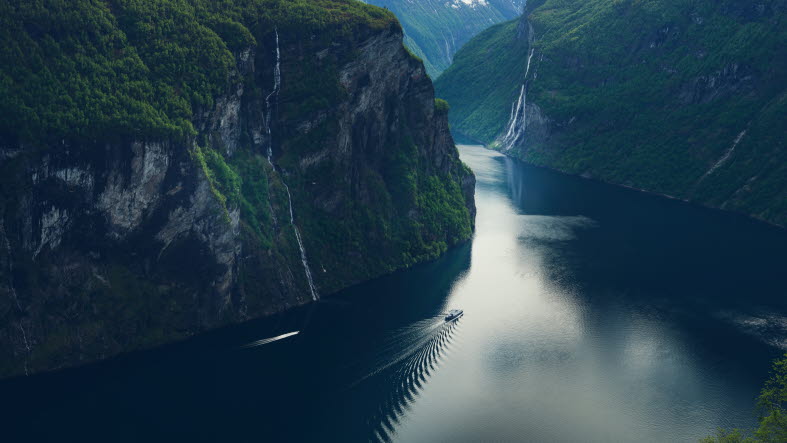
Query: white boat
xmin=445 ymin=309 xmax=463 ymax=322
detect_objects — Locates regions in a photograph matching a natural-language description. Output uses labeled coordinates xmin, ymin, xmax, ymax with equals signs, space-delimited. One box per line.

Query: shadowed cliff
xmin=0 ymin=0 xmax=475 ymax=378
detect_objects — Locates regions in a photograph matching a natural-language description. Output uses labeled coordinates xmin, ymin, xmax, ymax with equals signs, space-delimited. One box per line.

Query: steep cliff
xmin=436 ymin=0 xmax=786 ymax=226
xmin=0 ymin=0 xmax=475 ymax=378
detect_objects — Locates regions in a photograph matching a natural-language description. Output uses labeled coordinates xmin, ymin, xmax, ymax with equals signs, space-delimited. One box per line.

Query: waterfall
xmin=501 ymin=84 xmax=526 ymax=143
xmin=264 ymin=28 xmax=319 ymax=301
xmin=264 ymin=28 xmax=281 ymax=167
xmin=497 ymin=48 xmax=536 ymax=152
xmin=284 ymin=183 xmax=318 ymax=301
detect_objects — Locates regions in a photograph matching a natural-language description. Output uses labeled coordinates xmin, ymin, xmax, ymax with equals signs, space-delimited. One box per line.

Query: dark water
xmin=3 ymin=145 xmax=787 ymax=442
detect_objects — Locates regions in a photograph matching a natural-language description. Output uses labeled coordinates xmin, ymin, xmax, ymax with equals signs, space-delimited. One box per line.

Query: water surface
xmin=3 ymin=145 xmax=787 ymax=442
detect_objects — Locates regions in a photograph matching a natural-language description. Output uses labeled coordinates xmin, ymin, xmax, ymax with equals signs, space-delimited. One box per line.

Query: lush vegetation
xmin=0 ymin=0 xmax=474 ymax=295
xmin=436 ymin=0 xmax=787 ymax=226
xmin=434 ymin=98 xmax=450 ymax=115
xmin=0 ymin=0 xmax=396 ymax=145
xmin=434 ymin=19 xmax=528 ymax=142
xmin=702 ymin=353 xmax=787 ymax=442
xmin=363 ymin=0 xmax=524 ymax=77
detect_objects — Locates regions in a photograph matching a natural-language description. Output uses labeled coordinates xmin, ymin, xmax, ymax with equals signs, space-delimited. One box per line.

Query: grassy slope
xmin=436 ymin=0 xmax=787 ymax=226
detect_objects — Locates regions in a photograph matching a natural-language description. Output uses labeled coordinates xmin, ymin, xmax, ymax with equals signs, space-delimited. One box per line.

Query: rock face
xmin=0 ymin=14 xmax=474 ymax=378
xmin=437 ymin=0 xmax=786 ymax=226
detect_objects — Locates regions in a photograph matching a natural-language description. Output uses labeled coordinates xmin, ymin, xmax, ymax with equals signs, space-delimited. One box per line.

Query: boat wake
xmin=346 ymin=316 xmax=462 ymax=442
xmin=240 ymin=331 xmax=300 ymax=348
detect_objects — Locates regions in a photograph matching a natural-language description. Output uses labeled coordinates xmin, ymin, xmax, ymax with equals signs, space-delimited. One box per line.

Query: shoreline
xmin=458 ymin=143 xmax=786 ymax=231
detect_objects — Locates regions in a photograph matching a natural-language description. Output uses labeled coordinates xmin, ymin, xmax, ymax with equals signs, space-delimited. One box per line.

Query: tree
xmin=702 ymin=354 xmax=787 ymax=442
xmin=754 ymin=355 xmax=787 ymax=442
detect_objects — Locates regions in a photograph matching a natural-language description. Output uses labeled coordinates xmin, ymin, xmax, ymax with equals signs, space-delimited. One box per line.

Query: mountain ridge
xmin=362 ymin=0 xmax=525 ymax=77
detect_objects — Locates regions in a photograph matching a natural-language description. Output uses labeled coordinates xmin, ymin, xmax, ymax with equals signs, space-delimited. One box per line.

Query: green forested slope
xmin=436 ymin=0 xmax=787 ymax=226
xmin=434 ymin=18 xmax=527 ymax=142
xmin=0 ymin=0 xmax=395 ymax=145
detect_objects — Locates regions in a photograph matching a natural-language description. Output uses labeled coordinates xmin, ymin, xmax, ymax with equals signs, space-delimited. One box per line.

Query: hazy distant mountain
xmin=363 ymin=0 xmax=526 ymax=77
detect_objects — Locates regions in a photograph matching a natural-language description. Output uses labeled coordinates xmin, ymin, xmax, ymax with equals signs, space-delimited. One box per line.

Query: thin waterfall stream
xmin=265 ymin=29 xmax=281 ymax=166
xmin=264 ymin=28 xmax=319 ymax=301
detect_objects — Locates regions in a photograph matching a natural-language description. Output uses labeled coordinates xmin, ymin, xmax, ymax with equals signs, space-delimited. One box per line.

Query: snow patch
xmin=449 ymin=0 xmax=489 ymax=8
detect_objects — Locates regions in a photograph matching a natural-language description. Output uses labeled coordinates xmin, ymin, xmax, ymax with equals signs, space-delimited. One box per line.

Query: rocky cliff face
xmin=0 ymin=7 xmax=474 ymax=378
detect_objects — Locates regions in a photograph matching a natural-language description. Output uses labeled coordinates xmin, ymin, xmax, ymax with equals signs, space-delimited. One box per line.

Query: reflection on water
xmin=719 ymin=311 xmax=787 ymax=350
xmin=517 ymin=215 xmax=598 ymax=241
xmin=2 ymin=146 xmax=787 ymax=443
xmin=389 ymin=146 xmax=787 ymax=442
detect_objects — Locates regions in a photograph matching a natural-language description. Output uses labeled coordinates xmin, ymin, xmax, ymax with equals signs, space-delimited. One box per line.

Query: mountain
xmin=433 ymin=18 xmax=529 ymax=143
xmin=435 ymin=0 xmax=787 ymax=226
xmin=362 ymin=0 xmax=525 ymax=77
xmin=0 ymin=0 xmax=475 ymax=378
